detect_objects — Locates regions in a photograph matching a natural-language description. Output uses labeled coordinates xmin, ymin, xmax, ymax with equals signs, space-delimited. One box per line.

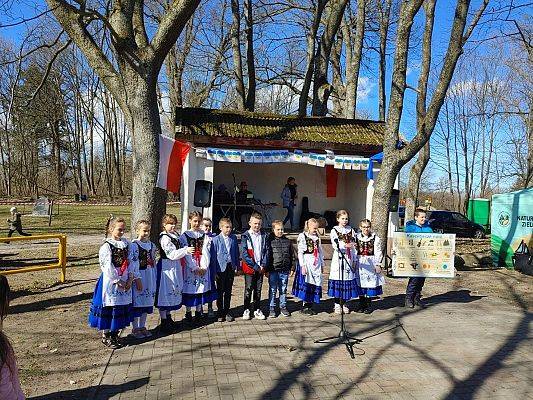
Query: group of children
xmin=88 ymin=209 xmax=385 ymax=349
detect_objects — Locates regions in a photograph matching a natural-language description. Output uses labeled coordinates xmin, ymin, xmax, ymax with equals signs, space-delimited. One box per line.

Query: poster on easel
xmin=392 ymin=232 xmax=456 ymax=278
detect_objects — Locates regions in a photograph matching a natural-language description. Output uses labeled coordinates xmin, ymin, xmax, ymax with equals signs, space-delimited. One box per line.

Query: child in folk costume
xmin=292 ymin=218 xmax=325 ymax=315
xmin=180 ymin=211 xmax=217 ymax=324
xmin=328 ymin=210 xmax=361 ymax=314
xmin=353 ymin=219 xmax=384 ymax=314
xmin=89 ymin=217 xmax=136 ymax=348
xmin=201 ymin=217 xmax=217 ymax=319
xmin=130 ymin=220 xmax=157 ymax=338
xmin=157 ymin=214 xmax=194 ymax=334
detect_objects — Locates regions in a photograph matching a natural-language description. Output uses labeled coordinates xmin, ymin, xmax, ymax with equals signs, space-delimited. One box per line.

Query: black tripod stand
xmin=315 ymin=238 xmax=361 ymax=359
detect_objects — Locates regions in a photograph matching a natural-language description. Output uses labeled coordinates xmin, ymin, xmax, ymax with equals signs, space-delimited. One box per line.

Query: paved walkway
xmin=94 ymin=274 xmax=532 ymax=400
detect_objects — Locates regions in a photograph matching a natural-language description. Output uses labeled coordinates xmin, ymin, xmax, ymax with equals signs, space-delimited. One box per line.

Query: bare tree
xmin=45 ymin=0 xmax=201 ymax=238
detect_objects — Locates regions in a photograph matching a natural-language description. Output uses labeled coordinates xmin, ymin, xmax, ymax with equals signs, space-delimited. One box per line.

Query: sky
xmin=1 ymin=0 xmax=530 ymax=194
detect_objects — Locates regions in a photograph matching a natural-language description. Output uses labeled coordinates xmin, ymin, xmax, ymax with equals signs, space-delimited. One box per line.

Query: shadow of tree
xmin=27 ymin=377 xmax=149 ymax=400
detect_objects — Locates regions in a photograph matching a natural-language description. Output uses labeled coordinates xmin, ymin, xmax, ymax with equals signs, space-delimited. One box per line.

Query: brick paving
xmin=94 ymin=268 xmax=533 ymax=400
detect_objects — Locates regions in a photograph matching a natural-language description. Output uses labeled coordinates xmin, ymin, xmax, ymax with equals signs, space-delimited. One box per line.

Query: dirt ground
xmin=1 ymin=235 xmax=531 ymax=398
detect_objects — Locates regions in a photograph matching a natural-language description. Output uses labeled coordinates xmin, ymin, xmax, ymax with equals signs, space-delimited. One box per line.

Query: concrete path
xmin=94 ymin=273 xmax=532 ymax=400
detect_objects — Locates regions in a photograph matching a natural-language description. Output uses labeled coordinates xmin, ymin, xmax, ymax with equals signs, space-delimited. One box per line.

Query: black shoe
xmin=405 ymin=295 xmax=414 ymax=309
xmin=225 ymin=313 xmax=234 ymax=322
xmin=363 ymin=299 xmax=373 ymax=314
xmin=355 ymin=296 xmax=366 ymax=313
xmin=108 ymin=332 xmax=122 ymax=349
xmin=185 ymin=311 xmax=193 ymax=325
xmin=159 ymin=318 xmax=172 ymax=334
xmin=194 ymin=311 xmax=202 ymax=324
xmin=414 ymin=293 xmax=426 ymax=309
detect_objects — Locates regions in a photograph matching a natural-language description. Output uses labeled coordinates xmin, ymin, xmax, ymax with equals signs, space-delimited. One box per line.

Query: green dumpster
xmin=491 ymin=188 xmax=533 ymax=269
xmin=467 ymin=198 xmax=490 ymax=231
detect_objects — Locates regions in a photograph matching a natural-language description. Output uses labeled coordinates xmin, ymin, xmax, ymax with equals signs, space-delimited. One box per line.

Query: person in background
xmin=281 ymin=177 xmax=298 ymax=232
xmin=404 ymin=208 xmax=433 ymax=309
xmin=235 ymin=181 xmax=254 ymax=232
xmin=0 ymin=275 xmax=25 ymax=399
xmin=6 ymin=207 xmax=31 ymax=244
xmin=201 ymin=217 xmax=217 ymax=319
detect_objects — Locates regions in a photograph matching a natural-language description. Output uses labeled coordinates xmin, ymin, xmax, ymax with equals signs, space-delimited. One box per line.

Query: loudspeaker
xmin=389 ymin=189 xmax=400 ymax=212
xmin=194 ymin=180 xmax=212 ymax=208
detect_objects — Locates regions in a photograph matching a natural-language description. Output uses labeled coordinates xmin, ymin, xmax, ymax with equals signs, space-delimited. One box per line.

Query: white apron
xmin=297 ymin=233 xmax=324 ymax=286
xmin=131 ymin=239 xmax=157 ymax=308
xmin=355 ymin=233 xmax=385 ymax=289
xmin=329 ymin=226 xmax=357 ymax=281
xmin=99 ymin=238 xmax=133 ymax=307
xmin=180 ymin=231 xmax=212 ymax=295
xmin=157 ymin=232 xmax=188 ymax=307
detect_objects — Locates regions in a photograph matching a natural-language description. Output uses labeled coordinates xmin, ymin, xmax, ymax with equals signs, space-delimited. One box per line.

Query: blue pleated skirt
xmin=327 ymin=278 xmax=361 ymax=300
xmin=291 ymin=265 xmax=322 ymax=304
xmin=88 ymin=275 xmax=133 ymax=331
xmin=360 ymin=286 xmax=383 ymax=297
xmin=181 ymin=290 xmax=218 ymax=307
xmin=132 ymin=306 xmax=154 ymax=317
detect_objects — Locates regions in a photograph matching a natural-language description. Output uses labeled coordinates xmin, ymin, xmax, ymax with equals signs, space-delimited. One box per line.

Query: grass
xmin=0 ymin=203 xmax=182 ymax=235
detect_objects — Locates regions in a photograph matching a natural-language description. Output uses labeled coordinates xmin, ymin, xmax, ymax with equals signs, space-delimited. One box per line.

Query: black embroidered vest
xmin=107 ymin=241 xmax=128 ymax=268
xmin=303 ymin=235 xmax=319 ymax=254
xmin=355 ymin=236 xmax=375 ymax=256
xmin=137 ymin=243 xmax=153 ymax=270
xmin=159 ymin=234 xmax=181 ymax=259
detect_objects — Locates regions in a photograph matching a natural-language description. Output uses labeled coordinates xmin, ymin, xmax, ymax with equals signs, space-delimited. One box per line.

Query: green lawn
xmin=0 ymin=203 xmax=182 ymax=235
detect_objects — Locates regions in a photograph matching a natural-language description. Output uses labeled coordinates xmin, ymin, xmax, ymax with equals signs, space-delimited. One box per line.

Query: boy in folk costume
xmin=130 ymin=220 xmax=157 ymax=338
xmin=89 ymin=217 xmax=136 ymax=348
xmin=328 ymin=210 xmax=361 ymax=314
xmin=292 ymin=218 xmax=325 ymax=315
xmin=203 ymin=218 xmax=240 ymax=322
xmin=156 ymin=214 xmax=194 ymax=334
xmin=240 ymin=212 xmax=269 ymax=320
xmin=180 ymin=211 xmax=217 ymax=324
xmin=354 ymin=219 xmax=385 ymax=314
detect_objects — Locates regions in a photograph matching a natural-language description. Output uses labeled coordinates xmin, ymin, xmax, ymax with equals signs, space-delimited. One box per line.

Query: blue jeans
xmin=283 ymin=204 xmax=295 ymax=228
xmin=268 ymin=271 xmax=289 ymax=309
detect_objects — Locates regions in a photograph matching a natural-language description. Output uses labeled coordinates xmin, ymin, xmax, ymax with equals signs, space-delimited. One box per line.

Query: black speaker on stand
xmin=194 ymin=180 xmax=213 ymax=216
xmin=389 ymin=189 xmax=400 ymax=212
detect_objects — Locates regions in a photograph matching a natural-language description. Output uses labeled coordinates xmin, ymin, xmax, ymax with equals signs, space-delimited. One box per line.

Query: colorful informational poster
xmin=491 ymin=188 xmax=533 ymax=269
xmin=392 ymin=232 xmax=456 ymax=278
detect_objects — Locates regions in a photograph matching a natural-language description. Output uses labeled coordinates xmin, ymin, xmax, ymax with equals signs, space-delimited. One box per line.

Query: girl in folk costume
xmin=328 ymin=210 xmax=361 ymax=314
xmin=157 ymin=214 xmax=194 ymax=334
xmin=89 ymin=217 xmax=136 ymax=348
xmin=292 ymin=218 xmax=325 ymax=315
xmin=130 ymin=220 xmax=157 ymax=338
xmin=180 ymin=211 xmax=217 ymax=324
xmin=354 ymin=219 xmax=385 ymax=314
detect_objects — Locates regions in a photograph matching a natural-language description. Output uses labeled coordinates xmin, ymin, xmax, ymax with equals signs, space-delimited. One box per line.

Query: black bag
xmin=512 ymin=240 xmax=532 ymax=275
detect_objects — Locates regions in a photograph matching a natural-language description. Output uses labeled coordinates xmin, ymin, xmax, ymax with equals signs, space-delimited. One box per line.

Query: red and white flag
xmin=157 ymin=136 xmax=190 ymax=194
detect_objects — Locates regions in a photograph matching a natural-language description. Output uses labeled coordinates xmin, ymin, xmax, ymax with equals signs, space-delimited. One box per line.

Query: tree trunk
xmin=312 ymin=0 xmax=349 ymax=116
xmin=244 ymin=0 xmax=256 ymax=111
xmin=405 ymin=141 xmax=430 ymax=219
xmin=121 ymin=71 xmax=167 ymax=241
xmin=298 ymin=0 xmax=326 ymax=117
xmin=231 ymin=0 xmax=246 ymax=110
xmin=371 ymin=160 xmax=401 ymax=244
xmin=377 ymin=0 xmax=392 ymax=122
xmin=344 ymin=0 xmax=366 ymax=119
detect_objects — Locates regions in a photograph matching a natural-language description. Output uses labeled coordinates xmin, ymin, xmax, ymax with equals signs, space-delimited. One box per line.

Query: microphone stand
xmin=315 ymin=237 xmax=362 ymax=359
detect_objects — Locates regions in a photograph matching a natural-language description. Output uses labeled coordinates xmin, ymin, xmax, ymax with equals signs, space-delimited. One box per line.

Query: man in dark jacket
xmin=266 ymin=220 xmax=295 ymax=317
